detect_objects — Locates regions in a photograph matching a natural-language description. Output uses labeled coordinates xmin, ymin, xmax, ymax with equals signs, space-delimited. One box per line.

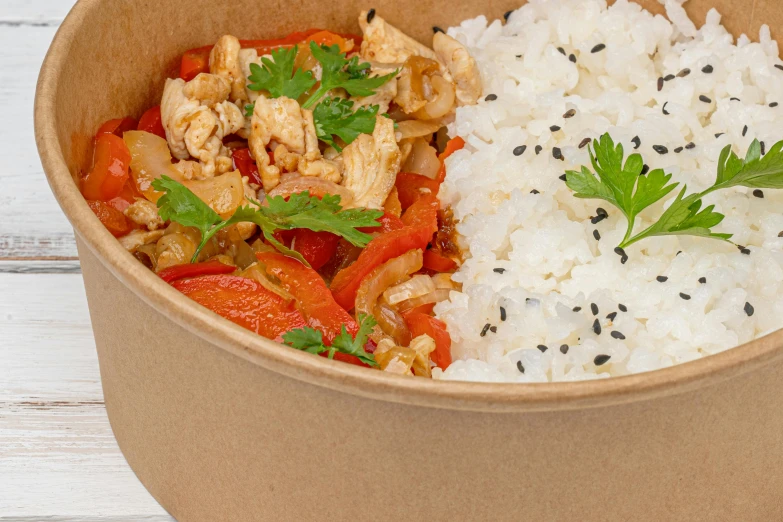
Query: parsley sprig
xmin=151 ymin=176 xmax=383 ymax=265
xmin=565 ymin=133 xmax=783 ymax=250
xmin=313 ymin=97 xmax=379 ymax=152
xmin=282 ymin=313 xmax=378 ymax=366
xmin=248 ymin=46 xmax=316 ymax=99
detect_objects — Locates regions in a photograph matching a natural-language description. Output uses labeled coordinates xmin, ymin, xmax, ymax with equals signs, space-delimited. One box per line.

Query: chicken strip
xmin=358 ymin=11 xmax=442 ymax=65
xmin=433 ymin=32 xmax=482 ymax=106
xmin=209 ymin=35 xmax=248 ymax=103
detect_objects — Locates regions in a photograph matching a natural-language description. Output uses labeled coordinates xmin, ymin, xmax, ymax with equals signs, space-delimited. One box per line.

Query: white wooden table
xmin=0 ymin=2 xmax=175 ymax=520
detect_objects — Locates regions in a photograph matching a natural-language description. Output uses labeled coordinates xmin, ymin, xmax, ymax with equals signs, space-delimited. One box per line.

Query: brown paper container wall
xmin=35 ymin=0 xmax=783 ymax=520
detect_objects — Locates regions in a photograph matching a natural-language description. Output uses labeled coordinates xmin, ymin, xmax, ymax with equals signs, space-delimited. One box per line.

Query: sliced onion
xmin=397 ymin=289 xmax=451 ymax=314
xmin=414 ymin=75 xmax=456 ymax=120
xmin=401 ymin=138 xmax=440 ymax=179
xmin=431 ymin=273 xmax=458 ymax=290
xmin=238 ymin=263 xmax=295 ymax=302
xmin=395 ymin=120 xmax=443 ymax=141
xmin=268 ymin=175 xmax=354 ymax=205
xmin=125 ymin=130 xmax=185 ymax=202
xmin=355 ymin=249 xmax=423 ymax=344
xmin=186 ymin=170 xmax=245 ymax=219
xmin=409 ymin=334 xmax=436 ymax=378
xmin=383 ymin=274 xmax=436 ymax=305
xmin=374 ymin=339 xmax=416 ymax=374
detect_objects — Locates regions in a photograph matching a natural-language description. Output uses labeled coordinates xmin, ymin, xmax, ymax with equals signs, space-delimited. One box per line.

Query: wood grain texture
xmin=0 ymin=1 xmax=175 ymax=519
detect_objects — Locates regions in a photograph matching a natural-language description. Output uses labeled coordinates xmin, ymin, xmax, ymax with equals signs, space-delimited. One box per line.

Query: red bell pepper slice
xmin=138 ymin=106 xmax=166 ymax=139
xmin=172 ymin=275 xmax=306 ymax=341
xmin=81 ymin=134 xmax=132 ymax=201
xmin=291 ymin=229 xmax=340 ymax=271
xmin=395 ymin=172 xmax=441 ymax=210
xmin=232 ymin=148 xmax=263 ymax=186
xmin=86 ymin=200 xmax=134 ymax=237
xmin=179 ymin=45 xmax=213 ymax=82
xmin=358 ymin=212 xmax=405 ymax=234
xmin=436 ymin=136 xmax=465 ymax=183
xmin=96 ymin=117 xmax=137 ymax=139
xmin=423 ymin=249 xmax=458 ymax=272
xmin=158 ymin=260 xmax=236 ymax=283
xmin=257 ymin=252 xmax=367 ymax=366
xmin=404 ymin=312 xmax=452 ymax=370
xmin=330 ymin=195 xmax=439 ymax=310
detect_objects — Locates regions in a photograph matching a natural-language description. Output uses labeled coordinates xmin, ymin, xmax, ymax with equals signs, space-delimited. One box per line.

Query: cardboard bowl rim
xmin=34 ymin=0 xmax=783 ymax=413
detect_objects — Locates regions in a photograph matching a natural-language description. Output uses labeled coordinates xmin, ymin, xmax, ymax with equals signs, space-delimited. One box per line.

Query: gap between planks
xmin=0 ymin=259 xmax=81 ymax=274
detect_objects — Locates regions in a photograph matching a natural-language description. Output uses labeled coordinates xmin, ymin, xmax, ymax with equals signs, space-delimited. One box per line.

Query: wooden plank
xmin=0 ymin=271 xmax=173 ymax=519
xmin=1 ymin=0 xmax=71 ymax=24
xmin=0 ymin=21 xmax=79 ymax=259
xmin=0 ymin=259 xmax=80 ymax=274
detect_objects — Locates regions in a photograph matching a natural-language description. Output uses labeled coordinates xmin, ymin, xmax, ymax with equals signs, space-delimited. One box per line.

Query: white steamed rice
xmin=433 ymin=0 xmax=783 ymax=382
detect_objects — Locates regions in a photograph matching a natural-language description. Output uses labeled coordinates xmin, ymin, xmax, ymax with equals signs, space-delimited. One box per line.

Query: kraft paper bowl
xmin=35 ymin=0 xmax=783 ymax=520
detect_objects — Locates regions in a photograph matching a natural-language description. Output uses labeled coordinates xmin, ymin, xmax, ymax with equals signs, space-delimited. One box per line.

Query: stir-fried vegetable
xmin=81 ymin=134 xmax=132 ymax=201
xmin=283 ymin=313 xmax=378 ymax=367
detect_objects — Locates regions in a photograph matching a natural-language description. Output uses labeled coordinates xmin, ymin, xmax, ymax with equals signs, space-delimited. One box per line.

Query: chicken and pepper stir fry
xmin=78 ymin=11 xmax=480 ymax=376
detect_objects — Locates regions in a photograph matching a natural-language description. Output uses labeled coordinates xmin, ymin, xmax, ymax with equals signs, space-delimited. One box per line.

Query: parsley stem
xmin=302 ymin=86 xmax=329 ymax=110
xmin=191 ymin=222 xmax=231 ymax=264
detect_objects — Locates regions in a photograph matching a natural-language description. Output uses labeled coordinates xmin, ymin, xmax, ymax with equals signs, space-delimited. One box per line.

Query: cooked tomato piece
xmin=358 ymin=212 xmax=405 ymax=234
xmin=81 ymin=133 xmax=132 ymax=201
xmin=137 ymin=106 xmax=166 ymax=139
xmin=330 ymin=195 xmax=439 ymax=310
xmin=158 ymin=260 xmax=236 ymax=283
xmin=292 ymin=229 xmax=340 ymax=271
xmin=232 ymin=148 xmax=263 ymax=186
xmin=436 ymin=136 xmax=465 ymax=183
xmin=396 ymin=172 xmax=441 ymax=209
xmin=96 ymin=117 xmax=137 ymax=139
xmin=179 ymin=45 xmax=212 ymax=81
xmin=86 ymin=200 xmax=134 ymax=237
xmin=423 ymin=249 xmax=457 ymax=272
xmin=404 ymin=312 xmax=452 ymax=369
xmin=172 ymin=275 xmax=306 ymax=341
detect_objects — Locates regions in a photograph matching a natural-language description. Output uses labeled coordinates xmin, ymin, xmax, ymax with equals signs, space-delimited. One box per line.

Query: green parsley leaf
xmin=152 ymin=177 xmax=383 ymax=265
xmin=709 ymin=139 xmax=783 ymax=190
xmin=312 ymin=97 xmax=379 ymax=151
xmin=247 ymin=46 xmax=316 ymax=99
xmin=244 ymin=103 xmax=255 ymax=118
xmin=302 ymin=43 xmax=397 ymax=108
xmin=282 ymin=314 xmax=379 ymax=367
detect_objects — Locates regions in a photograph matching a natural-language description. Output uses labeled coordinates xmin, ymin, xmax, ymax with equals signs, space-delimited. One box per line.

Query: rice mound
xmin=434 ymin=0 xmax=783 ymax=382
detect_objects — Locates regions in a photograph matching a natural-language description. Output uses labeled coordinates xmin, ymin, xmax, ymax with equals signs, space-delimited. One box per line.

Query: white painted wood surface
xmin=0 ymin=1 xmax=175 ymax=519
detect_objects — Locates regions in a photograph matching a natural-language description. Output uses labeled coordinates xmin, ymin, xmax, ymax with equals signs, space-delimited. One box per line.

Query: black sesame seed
xmin=662 ymin=102 xmax=670 ymax=115
xmin=537 ymin=344 xmax=549 ymax=353
xmin=516 ymin=360 xmax=525 ymax=373
xmin=742 ymin=125 xmax=748 ymax=137
xmin=664 ymin=74 xmax=675 ymax=81
xmin=564 ymin=109 xmax=577 ymax=118
xmin=753 ymin=189 xmax=764 ymax=198
xmin=614 ymin=247 xmax=628 ymax=264
xmin=680 ymin=292 xmax=691 ymax=300
xmin=596 ymin=207 xmax=608 ymax=217
xmin=676 ymin=250 xmax=682 ymax=256
xmin=490 ymin=326 xmax=498 ymax=333
xmin=657 ymin=77 xmax=664 ymax=91
xmin=559 ymin=174 xmax=567 ymax=181
xmin=433 ymin=26 xmax=445 ymax=34
xmin=579 ymin=137 xmax=591 ymax=148
xmin=592 ymin=319 xmax=602 ymax=335
xmin=677 ymin=68 xmax=691 ymax=78
xmin=366 ymin=8 xmax=376 ymax=23
xmin=515 ymin=55 xmax=522 ymax=58
xmin=593 ymin=230 xmax=601 ymax=241
xmin=631 ymin=136 xmax=641 ymax=149
xmin=770 ymin=102 xmax=779 ymax=108
xmin=550 ymin=125 xmax=561 ymax=132
xmin=656 ymin=275 xmax=668 ymax=282
xmin=535 ymin=145 xmax=543 ymax=155
xmin=740 ymin=247 xmax=751 ymax=255
xmin=594 ymin=354 xmax=611 ymax=366
xmin=674 ymin=146 xmax=683 ymax=153
xmin=641 ymin=164 xmax=650 ymax=175
xmin=526 ymin=298 xmax=539 ymax=305
xmin=500 ymin=307 xmax=507 ymax=322
xmin=699 ymin=95 xmax=712 ymax=103
xmin=530 ymin=189 xmax=540 ymax=194
xmin=698 ymin=277 xmax=707 ymax=284
xmin=590 ymin=214 xmax=606 ymax=224
xmin=513 ymin=145 xmax=527 ymax=156
xmin=730 ymin=97 xmax=740 ymax=102
xmin=480 ymin=323 xmax=490 ymax=337
xmin=557 ymin=46 xmax=566 ymax=56
xmin=610 ymin=331 xmax=625 ymax=340
xmin=553 ymin=147 xmax=563 ymax=160
xmin=493 ymin=268 xmax=506 ymax=274
xmin=653 ymin=145 xmax=669 ymax=155
xmin=775 ymin=64 xmax=783 ymax=72
xmin=715 ymin=132 xmax=725 ymax=138
xmin=701 ymin=64 xmax=713 ymax=73
xmin=744 ymin=302 xmax=755 ymax=316
xmin=590 ymin=303 xmax=599 ymax=315
xmin=569 ymin=53 xmax=577 ymax=63
xmin=591 ymin=43 xmax=606 ymax=53
xmin=761 ymin=141 xmax=766 ymax=155
xmin=560 ymin=344 xmax=569 ymax=354
xmin=779 ymin=231 xmax=783 ymax=237
xmin=685 ymin=142 xmax=695 ymax=149
xmin=573 ymin=306 xmax=582 ymax=312
xmin=606 ymin=311 xmax=617 ymax=321
xmin=504 ymin=10 xmax=513 ymax=21
xmin=485 ymin=93 xmax=498 ymax=101
xmin=618 ymin=304 xmax=628 ymax=312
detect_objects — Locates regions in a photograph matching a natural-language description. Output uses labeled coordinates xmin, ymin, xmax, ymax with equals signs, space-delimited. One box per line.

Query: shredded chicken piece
xmin=124 ymin=199 xmax=164 ymax=230
xmin=209 ymin=35 xmax=248 ymax=104
xmin=173 ymin=160 xmax=204 ymax=180
xmin=160 ymin=74 xmax=245 ymax=178
xmin=433 ymin=32 xmax=482 ymax=106
xmin=350 ymin=63 xmax=399 ymax=114
xmin=340 ymin=116 xmax=401 ymax=209
xmin=249 ymin=96 xmax=342 ymax=190
xmin=358 ymin=11 xmax=442 ymax=65
xmin=119 ymin=229 xmax=165 ymax=253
